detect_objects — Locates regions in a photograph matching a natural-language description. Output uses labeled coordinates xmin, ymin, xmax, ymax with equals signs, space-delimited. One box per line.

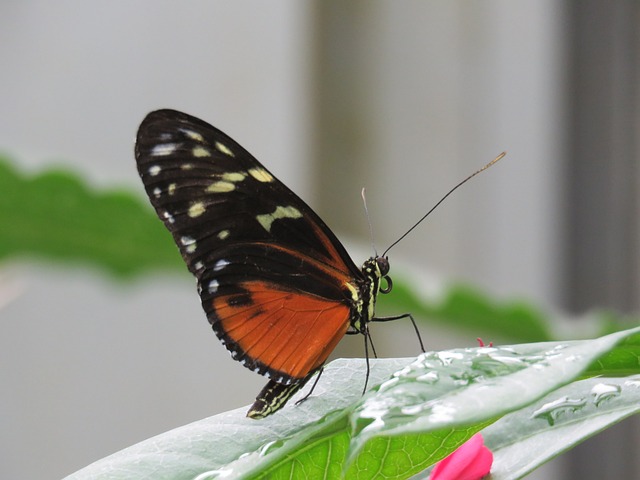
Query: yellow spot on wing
xmin=188 ymin=202 xmax=206 ymax=217
xmin=180 ymin=236 xmax=197 ymax=254
xmin=256 ymin=205 xmax=302 ymax=232
xmin=193 ymin=146 xmax=211 ymax=157
xmin=215 ymin=141 xmax=235 ymax=157
xmin=206 ymin=181 xmax=235 ymax=193
xmin=345 ymin=282 xmax=359 ymax=302
xmin=168 ymin=183 xmax=176 ymax=195
xmin=182 ymin=129 xmax=205 ymax=142
xmin=248 ymin=168 xmax=274 ymax=183
xmin=217 ymin=230 xmax=230 ymax=240
xmin=222 ymin=172 xmax=247 ymax=182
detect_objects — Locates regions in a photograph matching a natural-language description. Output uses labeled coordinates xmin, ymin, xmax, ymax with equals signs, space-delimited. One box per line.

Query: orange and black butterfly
xmin=135 ymin=110 xmax=433 ymax=418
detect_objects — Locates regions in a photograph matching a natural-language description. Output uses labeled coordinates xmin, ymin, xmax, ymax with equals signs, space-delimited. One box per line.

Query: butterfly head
xmin=376 ymin=256 xmax=393 ymax=294
xmin=362 ymin=255 xmax=393 ymax=296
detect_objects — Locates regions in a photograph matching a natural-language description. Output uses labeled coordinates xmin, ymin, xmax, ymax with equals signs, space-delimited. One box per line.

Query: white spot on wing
xmin=214 ymin=259 xmax=229 ymax=271
xmin=162 ymin=210 xmax=175 ymax=224
xmin=208 ymin=279 xmax=219 ymax=293
xmin=148 ymin=165 xmax=161 ymax=176
xmin=181 ymin=236 xmax=197 ymax=253
xmin=256 ymin=205 xmax=303 ymax=232
xmin=151 ymin=144 xmax=177 ymax=156
xmin=180 ymin=236 xmax=195 ymax=246
xmin=194 ymin=261 xmax=204 ymax=270
xmin=215 ymin=141 xmax=235 ymax=157
xmin=188 ymin=202 xmax=206 ymax=217
xmin=181 ymin=163 xmax=193 ymax=170
xmin=153 ymin=187 xmax=161 ymax=198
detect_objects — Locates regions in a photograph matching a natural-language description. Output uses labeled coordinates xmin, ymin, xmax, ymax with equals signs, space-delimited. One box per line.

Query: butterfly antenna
xmin=383 ymin=152 xmax=507 ymax=256
xmin=361 ymin=188 xmax=378 ymax=256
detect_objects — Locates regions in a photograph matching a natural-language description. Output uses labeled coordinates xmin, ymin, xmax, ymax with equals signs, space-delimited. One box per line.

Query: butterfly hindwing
xmin=135 ymin=110 xmax=364 ymax=385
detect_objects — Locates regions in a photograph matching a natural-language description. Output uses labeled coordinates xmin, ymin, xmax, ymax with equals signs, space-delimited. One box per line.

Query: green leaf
xmin=346 ymin=327 xmax=640 ymax=458
xmin=0 ymin=157 xmax=183 ymax=276
xmin=485 ymin=375 xmax=640 ymax=479
xmin=64 ymin=327 xmax=640 ymax=480
xmin=584 ymin=332 xmax=640 ymax=377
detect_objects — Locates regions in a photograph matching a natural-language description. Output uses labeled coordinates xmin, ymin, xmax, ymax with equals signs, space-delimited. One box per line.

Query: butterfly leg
xmin=363 ymin=326 xmax=371 ymax=395
xmin=348 ymin=323 xmax=380 ymax=396
xmin=294 ymin=368 xmax=324 ymax=406
xmin=371 ymin=313 xmax=425 ymax=353
xmin=366 ymin=328 xmax=378 ymax=358
xmin=346 ymin=323 xmax=378 ymax=357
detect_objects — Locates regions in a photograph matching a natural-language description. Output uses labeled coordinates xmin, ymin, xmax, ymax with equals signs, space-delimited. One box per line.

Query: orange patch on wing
xmin=309 ymin=221 xmax=352 ymax=271
xmin=213 ymin=281 xmax=351 ymax=380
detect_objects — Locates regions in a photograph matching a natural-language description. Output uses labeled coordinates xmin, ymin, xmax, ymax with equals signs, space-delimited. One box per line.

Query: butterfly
xmin=135 ymin=110 xmax=502 ymax=419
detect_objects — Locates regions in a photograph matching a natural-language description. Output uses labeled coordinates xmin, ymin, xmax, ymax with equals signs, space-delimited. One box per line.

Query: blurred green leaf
xmin=380 ymin=276 xmax=639 ymax=343
xmin=0 ymin=157 xmax=183 ymax=276
xmin=380 ymin=280 xmax=553 ymax=343
xmin=1 ymin=157 xmax=637 ymax=343
xmin=584 ymin=331 xmax=640 ymax=377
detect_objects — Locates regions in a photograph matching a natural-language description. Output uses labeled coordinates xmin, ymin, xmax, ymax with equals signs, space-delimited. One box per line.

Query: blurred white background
xmin=1 ymin=2 xmax=638 ymax=479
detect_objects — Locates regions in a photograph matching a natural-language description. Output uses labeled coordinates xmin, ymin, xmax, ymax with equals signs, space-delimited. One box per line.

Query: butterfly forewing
xmin=135 ymin=110 xmax=363 ymax=386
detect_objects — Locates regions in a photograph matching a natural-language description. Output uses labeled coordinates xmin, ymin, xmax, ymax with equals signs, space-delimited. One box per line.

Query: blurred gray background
xmin=1 ymin=1 xmax=638 ymax=479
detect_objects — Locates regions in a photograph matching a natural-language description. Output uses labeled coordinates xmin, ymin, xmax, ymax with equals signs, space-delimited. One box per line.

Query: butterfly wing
xmin=135 ymin=109 xmax=363 ymax=387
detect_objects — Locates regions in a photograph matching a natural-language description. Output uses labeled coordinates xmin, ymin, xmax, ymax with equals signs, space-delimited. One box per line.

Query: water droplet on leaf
xmin=590 ymin=383 xmax=621 ymax=406
xmin=532 ymin=396 xmax=587 ymax=426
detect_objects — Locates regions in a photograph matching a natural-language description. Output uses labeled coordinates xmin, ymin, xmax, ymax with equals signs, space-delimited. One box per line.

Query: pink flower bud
xmin=429 ymin=433 xmax=493 ymax=480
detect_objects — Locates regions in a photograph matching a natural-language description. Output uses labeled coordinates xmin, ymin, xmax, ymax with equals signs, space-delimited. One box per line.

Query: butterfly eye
xmin=376 ymin=256 xmax=390 ymax=276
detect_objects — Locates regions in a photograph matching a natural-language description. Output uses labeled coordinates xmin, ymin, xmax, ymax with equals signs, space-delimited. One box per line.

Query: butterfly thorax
xmin=350 ymin=256 xmax=391 ymax=332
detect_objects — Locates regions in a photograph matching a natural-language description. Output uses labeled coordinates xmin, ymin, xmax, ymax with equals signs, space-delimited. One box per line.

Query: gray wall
xmin=1 ymin=2 xmax=636 ymax=479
